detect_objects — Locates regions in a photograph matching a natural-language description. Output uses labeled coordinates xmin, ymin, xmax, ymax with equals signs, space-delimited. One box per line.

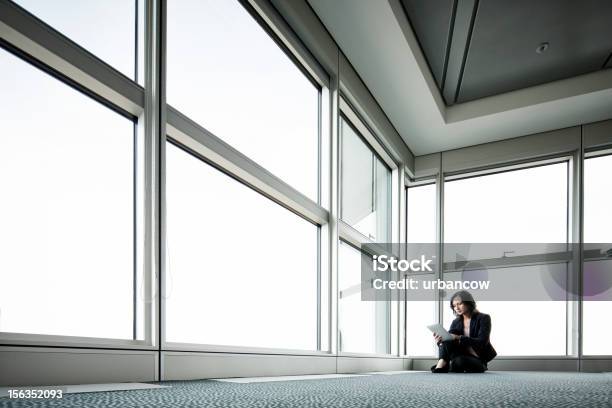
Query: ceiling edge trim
xmin=445 ymin=69 xmax=612 ymax=124
xmin=387 ymin=0 xmax=447 ymax=121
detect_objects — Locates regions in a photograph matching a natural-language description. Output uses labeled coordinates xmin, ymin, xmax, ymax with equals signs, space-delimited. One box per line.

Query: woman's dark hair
xmin=450 ymin=290 xmax=477 ymax=316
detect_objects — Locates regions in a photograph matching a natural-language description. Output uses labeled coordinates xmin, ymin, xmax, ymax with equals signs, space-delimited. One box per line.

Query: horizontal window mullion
xmin=0 ymin=333 xmax=154 ymax=351
xmin=167 ymin=106 xmax=328 ymax=226
xmin=338 ymin=222 xmax=377 ymax=248
xmin=0 ymin=1 xmax=144 ymax=117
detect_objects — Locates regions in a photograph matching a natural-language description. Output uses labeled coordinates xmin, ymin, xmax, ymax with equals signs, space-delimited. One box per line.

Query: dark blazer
xmin=448 ymin=312 xmax=497 ymax=363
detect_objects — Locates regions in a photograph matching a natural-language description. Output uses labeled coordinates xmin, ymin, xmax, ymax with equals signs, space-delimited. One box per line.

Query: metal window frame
xmin=405 ymin=177 xmax=437 ymax=188
xmin=403 ymin=155 xmax=580 ymax=358
xmin=0 ymin=0 xmax=338 ymax=356
xmin=0 ymin=0 xmax=151 ymax=350
xmin=444 ymin=154 xmax=572 ymax=182
xmin=160 ymin=0 xmax=332 ymax=356
xmin=441 ymin=155 xmax=575 ymax=358
xmin=0 ymin=0 xmax=411 ymax=364
xmin=404 ymin=148 xmax=612 ymax=360
xmin=337 ymin=110 xmax=397 ymax=241
xmin=161 ymin=136 xmax=324 ymax=353
xmin=336 ymin=99 xmax=403 ymax=358
xmin=584 ymin=148 xmax=612 ymax=159
xmin=336 ymin=239 xmax=394 ymax=357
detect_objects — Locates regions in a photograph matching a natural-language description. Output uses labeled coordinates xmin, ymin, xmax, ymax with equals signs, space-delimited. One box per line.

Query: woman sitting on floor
xmin=431 ymin=290 xmax=497 ymax=373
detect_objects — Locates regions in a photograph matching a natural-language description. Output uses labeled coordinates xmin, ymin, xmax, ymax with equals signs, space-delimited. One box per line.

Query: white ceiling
xmin=308 ymin=0 xmax=612 ymax=156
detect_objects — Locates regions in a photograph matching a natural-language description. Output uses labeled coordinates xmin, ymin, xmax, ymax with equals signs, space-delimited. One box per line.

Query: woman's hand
xmin=434 ymin=333 xmax=460 ymax=344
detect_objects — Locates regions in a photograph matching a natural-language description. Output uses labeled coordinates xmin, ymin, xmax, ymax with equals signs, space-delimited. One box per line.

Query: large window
xmin=583 ymin=153 xmax=612 ymax=355
xmin=340 ymin=118 xmax=391 ymax=241
xmin=165 ymin=142 xmax=318 ymax=350
xmin=405 ymin=182 xmax=437 ymax=356
xmin=167 ymin=0 xmax=319 ymax=201
xmin=444 ymin=162 xmax=569 ymax=355
xmin=338 ymin=241 xmax=390 ymax=354
xmin=13 ymin=0 xmax=141 ymax=80
xmin=0 ymin=48 xmax=136 ymax=340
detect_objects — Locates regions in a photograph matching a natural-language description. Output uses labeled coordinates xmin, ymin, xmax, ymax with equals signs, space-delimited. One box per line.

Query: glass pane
xmin=338 ymin=241 xmax=389 ymax=354
xmin=583 ymin=154 xmax=612 ymax=355
xmin=340 ymin=119 xmax=391 ymax=241
xmin=167 ymin=0 xmax=318 ymax=200
xmin=405 ymin=184 xmax=437 ymax=356
xmin=442 ymin=299 xmax=567 ymax=356
xmin=442 ymin=263 xmax=567 ymax=356
xmin=0 ymin=48 xmax=135 ymax=339
xmin=444 ymin=163 xmax=568 ymax=243
xmin=407 ymin=183 xmax=436 ymax=243
xmin=13 ymin=0 xmax=138 ymax=80
xmin=405 ymin=301 xmax=437 ymax=356
xmin=166 ymin=142 xmax=318 ymax=350
xmin=584 ymin=155 xmax=612 ymax=243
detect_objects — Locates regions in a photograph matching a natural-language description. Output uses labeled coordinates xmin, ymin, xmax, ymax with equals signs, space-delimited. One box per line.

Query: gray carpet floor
xmin=1 ymin=371 xmax=611 ymax=407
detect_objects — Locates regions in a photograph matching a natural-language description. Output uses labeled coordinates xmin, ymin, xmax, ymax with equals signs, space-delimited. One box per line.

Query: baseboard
xmin=336 ymin=356 xmax=407 ymax=373
xmin=581 ymin=359 xmax=612 ymax=372
xmin=488 ymin=358 xmax=579 ymax=372
xmin=163 ymin=352 xmax=336 ymax=380
xmin=0 ymin=347 xmax=157 ymax=386
xmin=410 ymin=358 xmax=436 ymax=371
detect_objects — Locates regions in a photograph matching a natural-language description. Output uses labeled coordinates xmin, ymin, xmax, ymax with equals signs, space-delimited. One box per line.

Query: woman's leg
xmin=438 ymin=341 xmax=487 ymax=373
xmin=435 ymin=340 xmax=456 ymax=368
xmin=450 ymin=355 xmax=486 ymax=373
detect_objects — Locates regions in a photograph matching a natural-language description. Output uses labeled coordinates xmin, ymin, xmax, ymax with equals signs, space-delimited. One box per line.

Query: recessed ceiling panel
xmin=458 ymin=0 xmax=612 ymax=103
xmin=401 ymin=0 xmax=454 ymax=88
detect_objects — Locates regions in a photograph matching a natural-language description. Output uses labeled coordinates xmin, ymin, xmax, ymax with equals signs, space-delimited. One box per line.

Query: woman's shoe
xmin=430 ymin=364 xmax=449 ymax=373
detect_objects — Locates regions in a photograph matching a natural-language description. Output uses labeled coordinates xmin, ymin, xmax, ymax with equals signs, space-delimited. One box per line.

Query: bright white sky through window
xmin=13 ymin=0 xmax=138 ymax=79
xmin=167 ymin=0 xmax=319 ymax=202
xmin=165 ymin=143 xmax=318 ymax=350
xmin=0 ymin=48 xmax=134 ymax=339
xmin=583 ymin=154 xmax=612 ymax=355
xmin=443 ymin=163 xmax=569 ymax=356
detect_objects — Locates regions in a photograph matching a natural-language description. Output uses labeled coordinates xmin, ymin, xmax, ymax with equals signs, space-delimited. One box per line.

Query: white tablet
xmin=426 ymin=324 xmax=453 ymax=341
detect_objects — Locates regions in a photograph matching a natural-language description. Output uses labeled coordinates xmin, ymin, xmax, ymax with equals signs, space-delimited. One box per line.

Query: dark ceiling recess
xmin=401 ymin=0 xmax=612 ymax=106
xmin=605 ymin=52 xmax=612 ymax=69
xmin=400 ymin=0 xmax=455 ymax=89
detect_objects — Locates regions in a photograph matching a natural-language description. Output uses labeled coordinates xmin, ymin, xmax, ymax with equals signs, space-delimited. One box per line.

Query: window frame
xmin=166 ymin=0 xmax=325 ymax=205
xmin=160 ymin=0 xmax=332 ymax=355
xmin=162 ymin=137 xmax=325 ymax=354
xmin=338 ymin=110 xmax=394 ymax=243
xmin=337 ymin=99 xmax=401 ymax=358
xmin=0 ymin=43 xmax=146 ymax=350
xmin=0 ymin=0 xmax=334 ymax=356
xmin=441 ymin=156 xmax=574 ymax=357
xmin=336 ymin=239 xmax=393 ymax=357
